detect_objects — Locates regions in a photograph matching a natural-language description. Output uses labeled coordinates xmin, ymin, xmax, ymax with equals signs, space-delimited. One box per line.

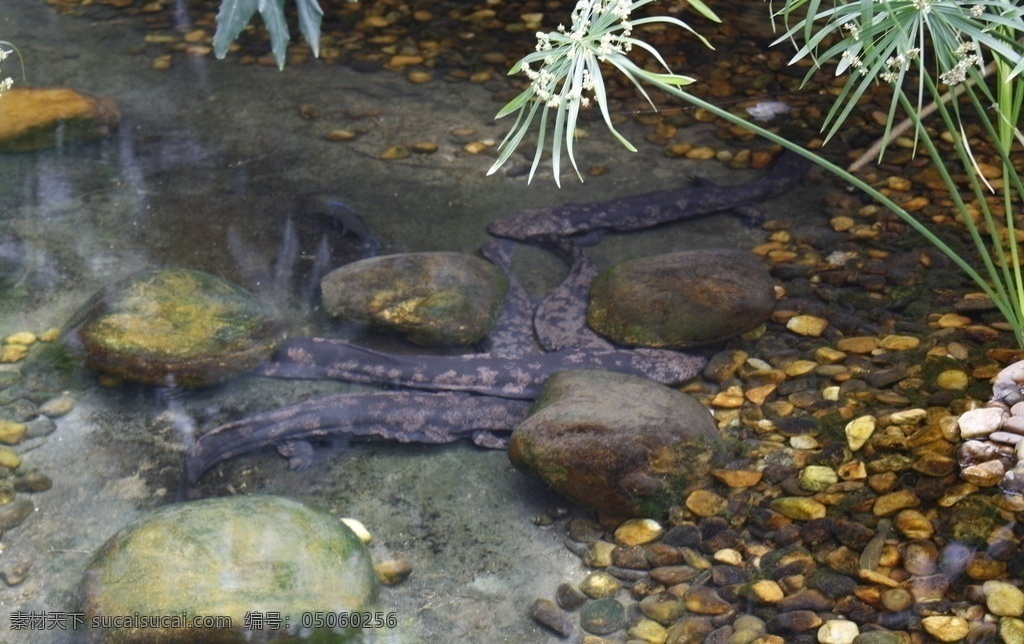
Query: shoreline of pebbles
xmin=956 ymin=363 xmax=1024 ymax=505
xmin=0 ymin=328 xmax=77 ymax=589
xmin=521 ymin=192 xmax=1024 ymax=642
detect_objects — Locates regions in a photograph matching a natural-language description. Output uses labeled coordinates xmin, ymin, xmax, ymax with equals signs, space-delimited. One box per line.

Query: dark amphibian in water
xmin=182 ymin=153 xmax=809 ymax=495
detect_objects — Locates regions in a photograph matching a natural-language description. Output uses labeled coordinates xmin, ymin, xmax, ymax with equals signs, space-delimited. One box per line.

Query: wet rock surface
xmin=61 ymin=268 xmax=283 ymax=388
xmin=80 ymin=495 xmax=378 ymax=641
xmin=320 ymin=252 xmax=508 ymax=346
xmin=0 ymin=87 xmax=120 ymax=152
xmin=508 ymin=369 xmax=727 ymax=518
xmin=587 ymin=249 xmax=776 ymax=348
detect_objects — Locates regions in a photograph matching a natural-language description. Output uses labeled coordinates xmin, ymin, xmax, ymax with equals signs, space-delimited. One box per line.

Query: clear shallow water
xmin=0 ymin=3 xmax=819 ymax=642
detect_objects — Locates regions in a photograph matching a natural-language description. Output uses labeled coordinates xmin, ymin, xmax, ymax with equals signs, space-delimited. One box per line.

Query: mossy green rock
xmin=508 ymin=370 xmax=728 ymax=518
xmin=79 ymin=495 xmax=378 ymax=643
xmin=62 ymin=268 xmax=283 ymax=388
xmin=320 ymin=252 xmax=508 ymax=346
xmin=587 ymin=250 xmax=776 ymax=349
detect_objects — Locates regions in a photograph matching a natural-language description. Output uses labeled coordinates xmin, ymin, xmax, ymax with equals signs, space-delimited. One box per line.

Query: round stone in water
xmin=62 ymin=268 xmax=283 ymax=388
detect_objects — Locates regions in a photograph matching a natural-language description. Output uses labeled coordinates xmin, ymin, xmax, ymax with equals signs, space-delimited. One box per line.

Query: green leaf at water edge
xmin=213 ymin=0 xmax=259 ymax=60
xmin=214 ymin=0 xmax=324 ymax=69
xmin=258 ymin=0 xmax=290 ymax=70
xmin=296 ymin=0 xmax=323 ymax=59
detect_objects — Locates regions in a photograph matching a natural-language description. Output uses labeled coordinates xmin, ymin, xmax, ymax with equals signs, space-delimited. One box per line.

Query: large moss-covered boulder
xmin=320 ymin=252 xmax=508 ymax=346
xmin=62 ymin=268 xmax=283 ymax=388
xmin=80 ymin=495 xmax=378 ymax=643
xmin=587 ymin=250 xmax=776 ymax=349
xmin=508 ymin=370 xmax=728 ymax=518
xmin=0 ymin=87 xmax=121 ymax=152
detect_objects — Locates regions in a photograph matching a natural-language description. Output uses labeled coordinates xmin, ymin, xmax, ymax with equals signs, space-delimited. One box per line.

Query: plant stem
xmin=646 ymin=81 xmax=1009 ymax=329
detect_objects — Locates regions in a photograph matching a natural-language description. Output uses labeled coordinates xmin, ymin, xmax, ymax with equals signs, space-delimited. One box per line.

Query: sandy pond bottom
xmin=0 ymin=2 xmax=829 ymax=643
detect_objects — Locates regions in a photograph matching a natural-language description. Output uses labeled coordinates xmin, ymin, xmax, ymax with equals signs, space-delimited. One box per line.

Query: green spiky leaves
xmin=213 ymin=0 xmax=323 ymax=70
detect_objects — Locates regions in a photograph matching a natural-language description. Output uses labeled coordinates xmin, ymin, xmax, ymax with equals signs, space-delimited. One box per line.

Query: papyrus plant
xmin=774 ymin=0 xmax=1024 ymax=345
xmin=491 ymin=0 xmax=1024 ymax=346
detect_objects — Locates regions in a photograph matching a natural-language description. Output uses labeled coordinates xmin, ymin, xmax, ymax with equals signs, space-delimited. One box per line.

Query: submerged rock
xmin=80 ymin=495 xmax=378 ymax=642
xmin=507 ymin=370 xmax=728 ymax=517
xmin=0 ymin=87 xmax=120 ymax=152
xmin=587 ymin=250 xmax=776 ymax=349
xmin=320 ymin=252 xmax=507 ymax=346
xmin=62 ymin=268 xmax=283 ymax=388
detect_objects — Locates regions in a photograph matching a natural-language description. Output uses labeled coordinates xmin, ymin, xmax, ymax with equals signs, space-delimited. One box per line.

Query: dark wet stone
xmin=711 ymin=565 xmax=746 ymax=586
xmin=836 ymin=595 xmax=879 ymax=624
xmin=1 ymin=561 xmax=30 ymax=586
xmin=774 ymin=416 xmax=820 ymax=437
xmin=903 ymin=540 xmax=939 ymax=576
xmin=770 ymin=523 xmax=803 ymax=547
xmin=587 ymin=250 xmax=776 ymax=349
xmin=0 ymin=497 xmax=33 ymax=530
xmin=761 ymin=546 xmax=814 ymax=579
xmin=987 ymin=539 xmax=1017 ymax=562
xmin=684 ymin=586 xmax=732 ymax=615
xmin=662 ymin=524 xmax=703 ymax=548
xmin=650 ymin=565 xmax=699 ymax=586
xmin=62 ymin=268 xmax=283 ymax=388
xmin=699 ymin=516 xmax=730 ymax=540
xmin=530 ymin=598 xmax=573 ymax=637
xmin=646 ymin=543 xmax=686 ymax=567
xmin=605 ymin=565 xmax=648 ymax=582
xmin=639 ymin=592 xmax=687 ymax=624
xmin=508 ymin=370 xmax=728 ymax=517
xmin=630 ymin=578 xmax=664 ymax=599
xmin=852 ymin=630 xmax=904 ymax=644
xmin=13 ymin=471 xmax=52 ymax=493
xmin=665 ymin=615 xmax=714 ymax=642
xmin=704 ymin=625 xmax=737 ymax=644
xmin=834 ymin=518 xmax=876 ymax=550
xmin=807 ymin=442 xmax=849 ymax=468
xmin=798 ymin=517 xmax=835 ymax=545
xmin=767 ymin=610 xmax=823 ymax=634
xmin=703 ymin=350 xmax=747 ymax=383
xmin=966 ymin=622 xmax=999 ymax=643
xmin=579 ymin=597 xmax=625 ymax=635
xmin=555 ymin=582 xmax=587 ymax=611
xmin=6 ymin=399 xmax=37 ymax=423
xmin=80 ymin=496 xmax=377 ymax=641
xmin=702 ymin=529 xmax=744 ymax=555
xmin=866 ymin=366 xmax=908 ymax=388
xmin=567 ymin=518 xmax=605 ymax=543
xmin=23 ymin=417 xmax=56 ymax=439
xmin=611 ymin=545 xmax=649 ymax=570
xmin=320 ymin=252 xmax=507 ymax=346
xmin=941 ymin=496 xmax=1001 ymax=548
xmin=807 ymin=569 xmax=857 ymax=599
xmin=777 ymin=588 xmax=834 ymax=612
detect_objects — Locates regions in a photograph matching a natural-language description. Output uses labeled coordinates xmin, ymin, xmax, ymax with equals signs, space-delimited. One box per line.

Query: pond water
xmin=0 ymin=1 xmax=920 ymax=643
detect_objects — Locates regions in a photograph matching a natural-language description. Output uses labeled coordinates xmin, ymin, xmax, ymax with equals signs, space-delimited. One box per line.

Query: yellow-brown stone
xmin=0 ymin=420 xmax=25 ymax=445
xmin=0 ymin=447 xmax=21 ymax=469
xmin=0 ymin=87 xmax=120 ymax=152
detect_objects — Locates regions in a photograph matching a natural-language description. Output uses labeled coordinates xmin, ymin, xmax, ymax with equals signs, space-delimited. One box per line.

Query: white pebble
xmin=341 ymin=517 xmax=372 ymax=543
xmin=713 ymin=548 xmax=743 ymax=566
xmin=845 ymin=415 xmax=876 ymax=451
xmin=958 ymin=407 xmax=1007 ymax=439
xmin=818 ymin=619 xmax=860 ymax=644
